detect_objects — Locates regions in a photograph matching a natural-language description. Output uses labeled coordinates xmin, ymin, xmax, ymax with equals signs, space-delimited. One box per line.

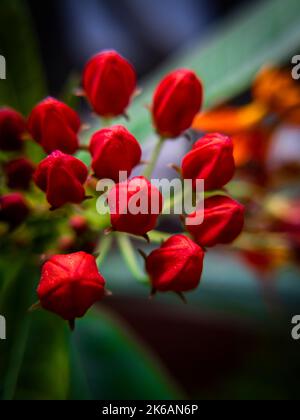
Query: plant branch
xmin=128 ymin=230 xmax=173 ymax=244
xmin=116 ymin=233 xmax=149 ymax=285
xmin=143 ymin=136 xmax=164 ymax=179
xmin=96 ymin=234 xmax=113 ymax=266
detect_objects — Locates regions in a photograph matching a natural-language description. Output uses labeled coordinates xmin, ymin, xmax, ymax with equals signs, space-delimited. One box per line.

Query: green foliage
xmin=0 ymin=251 xmax=69 ymax=400
xmin=0 ymin=0 xmax=46 ymax=114
xmin=69 ymin=310 xmax=182 ymax=400
xmin=12 ymin=312 xmax=70 ymax=400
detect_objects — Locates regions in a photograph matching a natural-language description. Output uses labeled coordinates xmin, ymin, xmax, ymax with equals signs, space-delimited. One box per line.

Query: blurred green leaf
xmin=0 ymin=253 xmax=36 ymax=400
xmin=0 ymin=0 xmax=46 ymax=114
xmin=75 ymin=150 xmax=91 ymax=167
xmin=12 ymin=312 xmax=70 ymax=400
xmin=24 ymin=139 xmax=45 ymax=165
xmin=69 ymin=309 xmax=183 ymax=400
xmin=59 ymin=72 xmax=81 ymax=109
xmin=0 ymin=253 xmax=69 ymax=400
xmin=100 ymin=243 xmax=300 ymax=324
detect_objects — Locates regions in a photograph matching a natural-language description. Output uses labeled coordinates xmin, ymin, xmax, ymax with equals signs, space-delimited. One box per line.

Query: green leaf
xmin=0 ymin=0 xmax=46 ymax=114
xmin=99 ymin=242 xmax=300 ymax=325
xmin=59 ymin=72 xmax=81 ymax=109
xmin=69 ymin=309 xmax=183 ymax=400
xmin=12 ymin=312 xmax=70 ymax=400
xmin=0 ymin=253 xmax=69 ymax=400
xmin=75 ymin=150 xmax=91 ymax=167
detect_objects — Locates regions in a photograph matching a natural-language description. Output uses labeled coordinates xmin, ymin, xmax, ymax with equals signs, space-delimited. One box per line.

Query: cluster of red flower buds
xmin=0 ymin=50 xmax=245 ymax=327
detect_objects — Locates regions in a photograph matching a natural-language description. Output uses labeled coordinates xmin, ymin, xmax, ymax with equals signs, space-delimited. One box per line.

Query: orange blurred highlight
xmin=192 ymin=102 xmax=267 ymax=135
xmin=232 ymin=128 xmax=272 ymax=167
xmin=253 ymin=66 xmax=300 ymax=124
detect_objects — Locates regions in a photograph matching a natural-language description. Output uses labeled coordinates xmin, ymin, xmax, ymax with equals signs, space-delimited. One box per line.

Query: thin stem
xmin=78 ymin=144 xmax=89 ymax=151
xmin=116 ymin=233 xmax=149 ymax=285
xmin=204 ymin=190 xmax=229 ymax=199
xmin=102 ymin=117 xmax=113 ymax=127
xmin=163 ymin=181 xmax=185 ymax=215
xmin=148 ymin=230 xmax=173 ymax=243
xmin=96 ymin=234 xmax=113 ymax=266
xmin=128 ymin=230 xmax=173 ymax=244
xmin=143 ymin=136 xmax=164 ymax=179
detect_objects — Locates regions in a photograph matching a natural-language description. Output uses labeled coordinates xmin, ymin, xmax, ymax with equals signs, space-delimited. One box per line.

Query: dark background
xmin=27 ymin=0 xmax=250 ymax=94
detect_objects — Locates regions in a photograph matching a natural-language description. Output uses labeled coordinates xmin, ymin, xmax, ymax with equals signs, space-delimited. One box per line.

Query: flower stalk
xmin=143 ymin=136 xmax=164 ymax=179
xmin=116 ymin=233 xmax=149 ymax=285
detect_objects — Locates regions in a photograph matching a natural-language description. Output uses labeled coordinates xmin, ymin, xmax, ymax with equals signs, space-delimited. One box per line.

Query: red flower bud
xmin=70 ymin=215 xmax=88 ymax=236
xmin=34 ymin=150 xmax=88 ymax=210
xmin=90 ymin=125 xmax=142 ymax=182
xmin=83 ymin=50 xmax=136 ymax=117
xmin=37 ymin=252 xmax=106 ymax=321
xmin=58 ymin=235 xmax=77 ymax=253
xmin=108 ymin=176 xmax=163 ymax=236
xmin=182 ymin=133 xmax=235 ymax=191
xmin=28 ymin=97 xmax=80 ymax=154
xmin=152 ymin=69 xmax=203 ymax=138
xmin=0 ymin=192 xmax=29 ymax=228
xmin=0 ymin=107 xmax=27 ymax=151
xmin=4 ymin=158 xmax=35 ymax=190
xmin=186 ymin=195 xmax=245 ymax=247
xmin=146 ymin=234 xmax=205 ymax=293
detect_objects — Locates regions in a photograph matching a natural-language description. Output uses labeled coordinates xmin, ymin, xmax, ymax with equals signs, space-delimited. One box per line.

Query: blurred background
xmin=27 ymin=0 xmax=249 ymax=94
xmin=1 ymin=0 xmax=300 ymax=401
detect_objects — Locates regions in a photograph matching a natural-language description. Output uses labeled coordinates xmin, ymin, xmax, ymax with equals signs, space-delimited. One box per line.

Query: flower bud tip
xmin=68 ymin=319 xmax=75 ymax=331
xmin=167 ymin=163 xmax=182 ymax=175
xmin=142 ymin=233 xmax=150 ymax=243
xmin=149 ymin=287 xmax=157 ymax=299
xmin=138 ymin=249 xmax=148 ymax=262
xmin=176 ymin=292 xmax=187 ymax=304
xmin=74 ymin=88 xmax=85 ymax=97
xmin=28 ymin=301 xmax=42 ymax=313
xmin=104 ymin=227 xmax=114 ymax=236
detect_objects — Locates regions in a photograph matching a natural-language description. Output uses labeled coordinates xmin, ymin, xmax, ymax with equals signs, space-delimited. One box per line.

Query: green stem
xmin=143 ymin=136 xmax=164 ymax=179
xmin=116 ymin=233 xmax=149 ymax=285
xmin=204 ymin=190 xmax=229 ymax=199
xmin=128 ymin=230 xmax=173 ymax=244
xmin=162 ymin=180 xmax=185 ymax=214
xmin=78 ymin=144 xmax=89 ymax=151
xmin=102 ymin=117 xmax=113 ymax=127
xmin=96 ymin=234 xmax=113 ymax=266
